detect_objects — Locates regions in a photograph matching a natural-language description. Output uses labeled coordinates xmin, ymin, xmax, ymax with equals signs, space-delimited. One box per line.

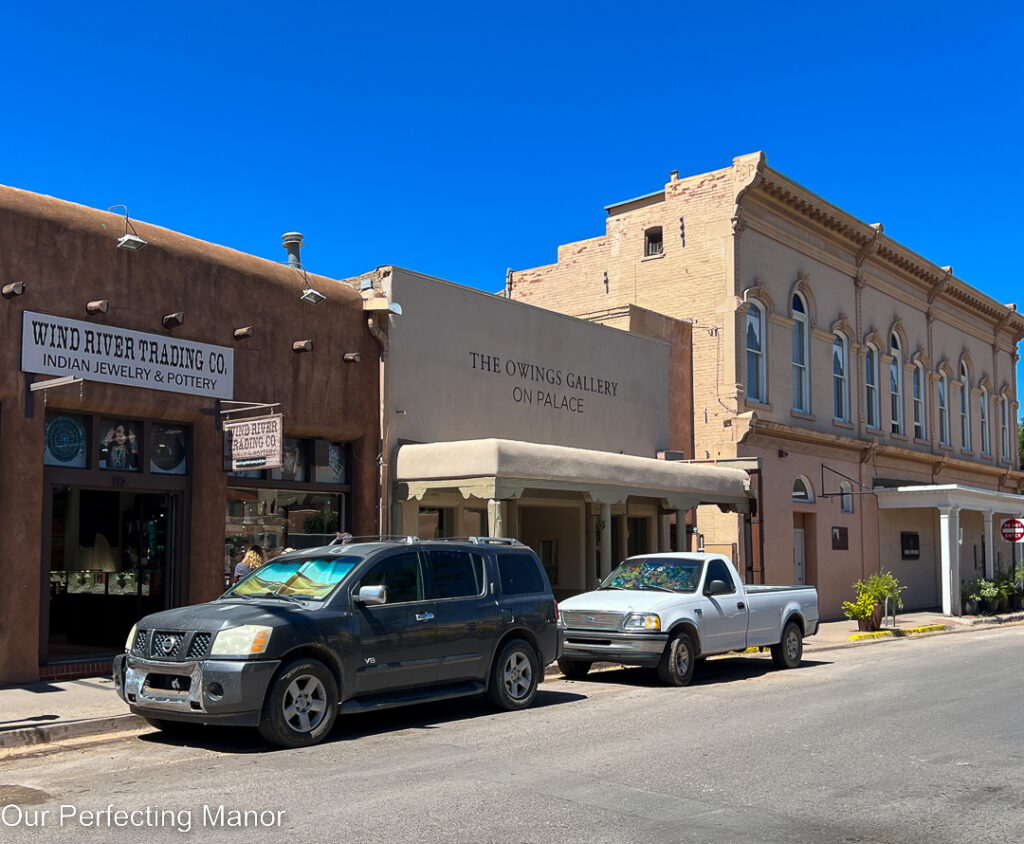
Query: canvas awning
xmin=395 ymin=438 xmax=751 ymax=512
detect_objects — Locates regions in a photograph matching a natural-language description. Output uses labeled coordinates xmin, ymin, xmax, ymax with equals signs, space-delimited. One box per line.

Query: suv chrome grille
xmin=186 ymin=632 xmax=211 ymax=659
xmin=562 ymin=610 xmax=624 ymax=630
xmin=150 ymin=631 xmax=185 ymax=659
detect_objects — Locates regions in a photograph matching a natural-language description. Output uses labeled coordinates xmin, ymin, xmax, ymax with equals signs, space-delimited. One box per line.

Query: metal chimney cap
xmin=281 ymin=232 xmax=305 ymax=245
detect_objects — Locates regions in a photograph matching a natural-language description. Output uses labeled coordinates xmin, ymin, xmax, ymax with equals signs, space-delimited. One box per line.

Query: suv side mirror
xmin=356 ymin=584 xmax=387 ymax=606
xmin=705 ymin=579 xmax=730 ymax=596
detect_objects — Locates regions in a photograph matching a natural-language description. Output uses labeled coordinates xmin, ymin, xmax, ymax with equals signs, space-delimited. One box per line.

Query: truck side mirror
xmin=356 ymin=584 xmax=388 ymax=606
xmin=706 ymin=579 xmax=729 ymax=596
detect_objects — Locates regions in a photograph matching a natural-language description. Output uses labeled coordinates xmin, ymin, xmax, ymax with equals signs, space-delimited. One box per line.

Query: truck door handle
xmin=737 ymin=602 xmax=745 ymax=610
xmin=415 ymin=612 xmax=434 ymax=622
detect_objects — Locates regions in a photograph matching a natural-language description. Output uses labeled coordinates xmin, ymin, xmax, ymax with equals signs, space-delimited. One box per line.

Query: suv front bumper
xmin=561 ymin=629 xmax=668 ymax=668
xmin=113 ymin=653 xmax=280 ymax=727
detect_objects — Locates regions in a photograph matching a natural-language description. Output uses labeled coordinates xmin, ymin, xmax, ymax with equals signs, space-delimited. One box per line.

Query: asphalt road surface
xmin=1 ymin=626 xmax=1022 ymax=843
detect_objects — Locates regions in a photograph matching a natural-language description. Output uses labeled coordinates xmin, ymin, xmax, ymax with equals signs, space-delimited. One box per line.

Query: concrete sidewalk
xmin=2 ymin=609 xmax=1021 ymax=752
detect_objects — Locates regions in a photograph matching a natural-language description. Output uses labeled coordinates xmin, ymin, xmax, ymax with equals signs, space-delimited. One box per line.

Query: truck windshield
xmin=599 ymin=558 xmax=701 ymax=593
xmin=225 ymin=557 xmax=360 ymax=602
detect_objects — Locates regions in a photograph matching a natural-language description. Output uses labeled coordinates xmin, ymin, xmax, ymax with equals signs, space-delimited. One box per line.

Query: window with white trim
xmin=1000 ymin=395 xmax=1010 ymax=459
xmin=980 ymin=389 xmax=990 ymax=455
xmin=865 ymin=344 xmax=879 ymax=429
xmin=889 ymin=334 xmax=903 ymax=435
xmin=938 ymin=373 xmax=950 ymax=446
xmin=746 ymin=303 xmax=766 ymax=403
xmin=792 ymin=294 xmax=809 ymax=412
xmin=839 ymin=481 xmax=854 ymax=514
xmin=832 ymin=333 xmax=849 ymax=421
xmin=912 ymin=364 xmax=926 ymax=440
xmin=792 ymin=476 xmax=814 ymax=503
xmin=959 ymin=363 xmax=971 ymax=449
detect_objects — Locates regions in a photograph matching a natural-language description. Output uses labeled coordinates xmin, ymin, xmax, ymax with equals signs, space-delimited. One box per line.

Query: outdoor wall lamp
xmin=343 ymin=352 xmax=361 ymax=363
xmin=233 ymin=325 xmax=254 ymax=339
xmin=2 ymin=281 xmax=26 ymax=298
xmin=108 ymin=205 xmax=148 ymax=251
xmin=86 ymin=300 xmax=109 ymax=314
xmin=293 ymin=339 xmax=314 ymax=352
xmin=300 ymin=287 xmax=326 ymax=305
xmin=162 ymin=312 xmax=184 ymax=328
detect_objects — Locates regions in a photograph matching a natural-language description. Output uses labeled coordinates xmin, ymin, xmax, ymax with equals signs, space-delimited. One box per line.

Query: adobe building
xmin=345 ymin=267 xmax=752 ymax=599
xmin=511 ymin=152 xmax=1024 ymax=618
xmin=0 ymin=187 xmax=380 ymax=684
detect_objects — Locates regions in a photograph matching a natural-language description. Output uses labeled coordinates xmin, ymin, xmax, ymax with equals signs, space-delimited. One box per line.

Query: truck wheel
xmin=557 ymin=658 xmax=592 ymax=680
xmin=657 ymin=632 xmax=695 ymax=686
xmin=258 ymin=658 xmax=338 ymax=748
xmin=486 ymin=639 xmax=539 ymax=711
xmin=771 ymin=620 xmax=803 ymax=669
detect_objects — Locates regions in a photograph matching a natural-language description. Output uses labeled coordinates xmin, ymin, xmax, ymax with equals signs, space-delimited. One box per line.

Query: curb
xmin=848 ymin=623 xmax=950 ymax=642
xmin=0 ymin=714 xmax=146 ymax=751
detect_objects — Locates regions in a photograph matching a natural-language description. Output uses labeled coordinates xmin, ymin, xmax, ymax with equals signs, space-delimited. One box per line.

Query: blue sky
xmin=3 ymin=2 xmax=1023 ymax=395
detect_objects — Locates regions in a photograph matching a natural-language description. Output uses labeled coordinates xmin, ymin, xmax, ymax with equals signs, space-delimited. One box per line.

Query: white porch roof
xmin=875 ymin=483 xmax=1024 ymax=515
xmin=395 ymin=438 xmax=751 ymax=512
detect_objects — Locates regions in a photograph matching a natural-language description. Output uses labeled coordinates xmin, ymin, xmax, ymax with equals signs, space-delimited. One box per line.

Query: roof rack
xmin=436 ymin=536 xmax=524 ymax=546
xmin=327 ymin=534 xmax=420 ymax=546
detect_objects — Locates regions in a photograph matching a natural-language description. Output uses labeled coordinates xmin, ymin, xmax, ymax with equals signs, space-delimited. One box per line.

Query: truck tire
xmin=557 ymin=658 xmax=592 ymax=680
xmin=771 ymin=620 xmax=803 ymax=669
xmin=486 ymin=639 xmax=539 ymax=711
xmin=257 ymin=658 xmax=338 ymax=748
xmin=657 ymin=632 xmax=695 ymax=686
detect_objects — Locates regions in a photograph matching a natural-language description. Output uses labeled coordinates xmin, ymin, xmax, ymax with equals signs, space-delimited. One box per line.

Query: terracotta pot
xmin=871 ymin=602 xmax=884 ymax=629
xmin=857 ymin=617 xmax=873 ymax=632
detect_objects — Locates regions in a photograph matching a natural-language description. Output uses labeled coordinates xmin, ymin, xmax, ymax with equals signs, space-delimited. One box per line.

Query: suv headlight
xmin=124 ymin=623 xmax=138 ymax=653
xmin=211 ymin=625 xmax=273 ymax=656
xmin=623 ymin=613 xmax=661 ymax=631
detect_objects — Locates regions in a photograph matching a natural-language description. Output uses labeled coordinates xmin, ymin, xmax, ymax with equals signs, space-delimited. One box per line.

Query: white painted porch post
xmin=487 ymin=499 xmax=504 ymax=539
xmin=983 ymin=511 xmax=995 ymax=579
xmin=599 ymin=503 xmax=613 ymax=581
xmin=938 ymin=506 xmax=961 ymax=616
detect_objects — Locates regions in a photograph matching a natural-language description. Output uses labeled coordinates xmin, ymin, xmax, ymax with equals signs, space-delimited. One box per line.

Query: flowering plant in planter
xmin=842 ymin=590 xmax=876 ymax=621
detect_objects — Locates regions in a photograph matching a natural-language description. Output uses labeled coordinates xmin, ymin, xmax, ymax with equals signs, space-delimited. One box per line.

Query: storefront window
xmin=44 ymin=413 xmax=88 ymax=468
xmin=99 ymin=418 xmax=140 ymax=471
xmin=270 ymin=437 xmax=308 ymax=482
xmin=226 ymin=488 xmax=345 ymax=561
xmin=150 ymin=424 xmax=188 ymax=475
xmin=314 ymin=441 xmax=346 ymax=484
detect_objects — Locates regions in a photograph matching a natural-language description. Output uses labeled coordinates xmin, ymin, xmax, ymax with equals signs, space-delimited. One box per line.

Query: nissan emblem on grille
xmin=161 ymin=635 xmax=178 ymax=655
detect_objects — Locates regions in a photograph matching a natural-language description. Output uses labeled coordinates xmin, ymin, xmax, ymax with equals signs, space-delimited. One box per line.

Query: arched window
xmin=839 ymin=481 xmax=854 ymax=514
xmin=1001 ymin=395 xmax=1010 ymax=459
xmin=980 ymin=389 xmax=990 ymax=455
xmin=832 ymin=333 xmax=849 ymax=421
xmin=792 ymin=294 xmax=809 ymax=412
xmin=865 ymin=344 xmax=879 ymax=429
xmin=792 ymin=476 xmax=814 ymax=503
xmin=938 ymin=372 xmax=950 ymax=446
xmin=889 ymin=334 xmax=903 ymax=435
xmin=959 ymin=362 xmax=971 ymax=450
xmin=746 ymin=303 xmax=766 ymax=403
xmin=912 ymin=363 xmax=926 ymax=440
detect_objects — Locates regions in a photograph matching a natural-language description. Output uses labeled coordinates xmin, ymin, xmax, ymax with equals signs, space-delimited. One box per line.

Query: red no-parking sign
xmin=1000 ymin=518 xmax=1024 ymax=543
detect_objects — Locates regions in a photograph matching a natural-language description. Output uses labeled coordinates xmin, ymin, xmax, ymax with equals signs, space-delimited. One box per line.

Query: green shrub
xmin=854 ymin=570 xmax=906 ymax=610
xmin=842 ymin=590 xmax=876 ymax=620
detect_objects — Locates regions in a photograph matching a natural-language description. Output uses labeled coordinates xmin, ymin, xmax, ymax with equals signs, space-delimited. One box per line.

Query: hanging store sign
xmin=224 ymin=414 xmax=283 ymax=470
xmin=21 ymin=311 xmax=234 ymax=399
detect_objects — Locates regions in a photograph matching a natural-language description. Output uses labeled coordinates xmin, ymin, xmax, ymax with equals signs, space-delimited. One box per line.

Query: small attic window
xmin=644 ymin=227 xmax=664 ymax=257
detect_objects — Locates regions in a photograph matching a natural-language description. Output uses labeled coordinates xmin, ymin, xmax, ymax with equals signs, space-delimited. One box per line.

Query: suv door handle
xmin=415 ymin=612 xmax=434 ymax=622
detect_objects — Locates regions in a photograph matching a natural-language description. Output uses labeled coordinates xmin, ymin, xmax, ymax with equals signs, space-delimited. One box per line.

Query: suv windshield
xmin=225 ymin=556 xmax=361 ymax=601
xmin=599 ymin=558 xmax=701 ymax=593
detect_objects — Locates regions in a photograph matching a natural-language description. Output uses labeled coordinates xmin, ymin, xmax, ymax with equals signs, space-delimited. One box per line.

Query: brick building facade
xmin=511 ymin=153 xmax=1024 ymax=618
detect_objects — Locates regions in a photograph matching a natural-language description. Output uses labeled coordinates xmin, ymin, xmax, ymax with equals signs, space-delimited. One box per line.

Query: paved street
xmin=1 ymin=628 xmax=1022 ymax=844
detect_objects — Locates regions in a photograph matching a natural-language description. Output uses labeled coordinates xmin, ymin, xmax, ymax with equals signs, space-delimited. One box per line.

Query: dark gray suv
xmin=113 ymin=537 xmax=561 ymax=747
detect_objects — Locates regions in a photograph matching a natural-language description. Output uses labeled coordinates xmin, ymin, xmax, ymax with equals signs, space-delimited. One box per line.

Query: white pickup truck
xmin=558 ymin=552 xmax=818 ymax=686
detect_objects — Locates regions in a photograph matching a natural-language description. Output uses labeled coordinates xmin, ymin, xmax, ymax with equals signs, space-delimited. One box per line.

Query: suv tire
xmin=486 ymin=639 xmax=539 ymax=711
xmin=258 ymin=658 xmax=338 ymax=748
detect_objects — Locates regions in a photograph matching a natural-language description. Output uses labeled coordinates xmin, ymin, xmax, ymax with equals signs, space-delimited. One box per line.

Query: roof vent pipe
xmin=281 ymin=232 xmax=305 ymax=269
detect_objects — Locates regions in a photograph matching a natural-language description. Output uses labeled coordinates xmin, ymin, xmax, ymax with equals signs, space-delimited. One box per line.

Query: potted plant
xmin=994 ymin=574 xmax=1013 ymax=612
xmin=962 ymin=581 xmax=980 ymax=615
xmin=975 ymin=578 xmax=999 ymax=614
xmin=842 ymin=590 xmax=878 ymax=631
